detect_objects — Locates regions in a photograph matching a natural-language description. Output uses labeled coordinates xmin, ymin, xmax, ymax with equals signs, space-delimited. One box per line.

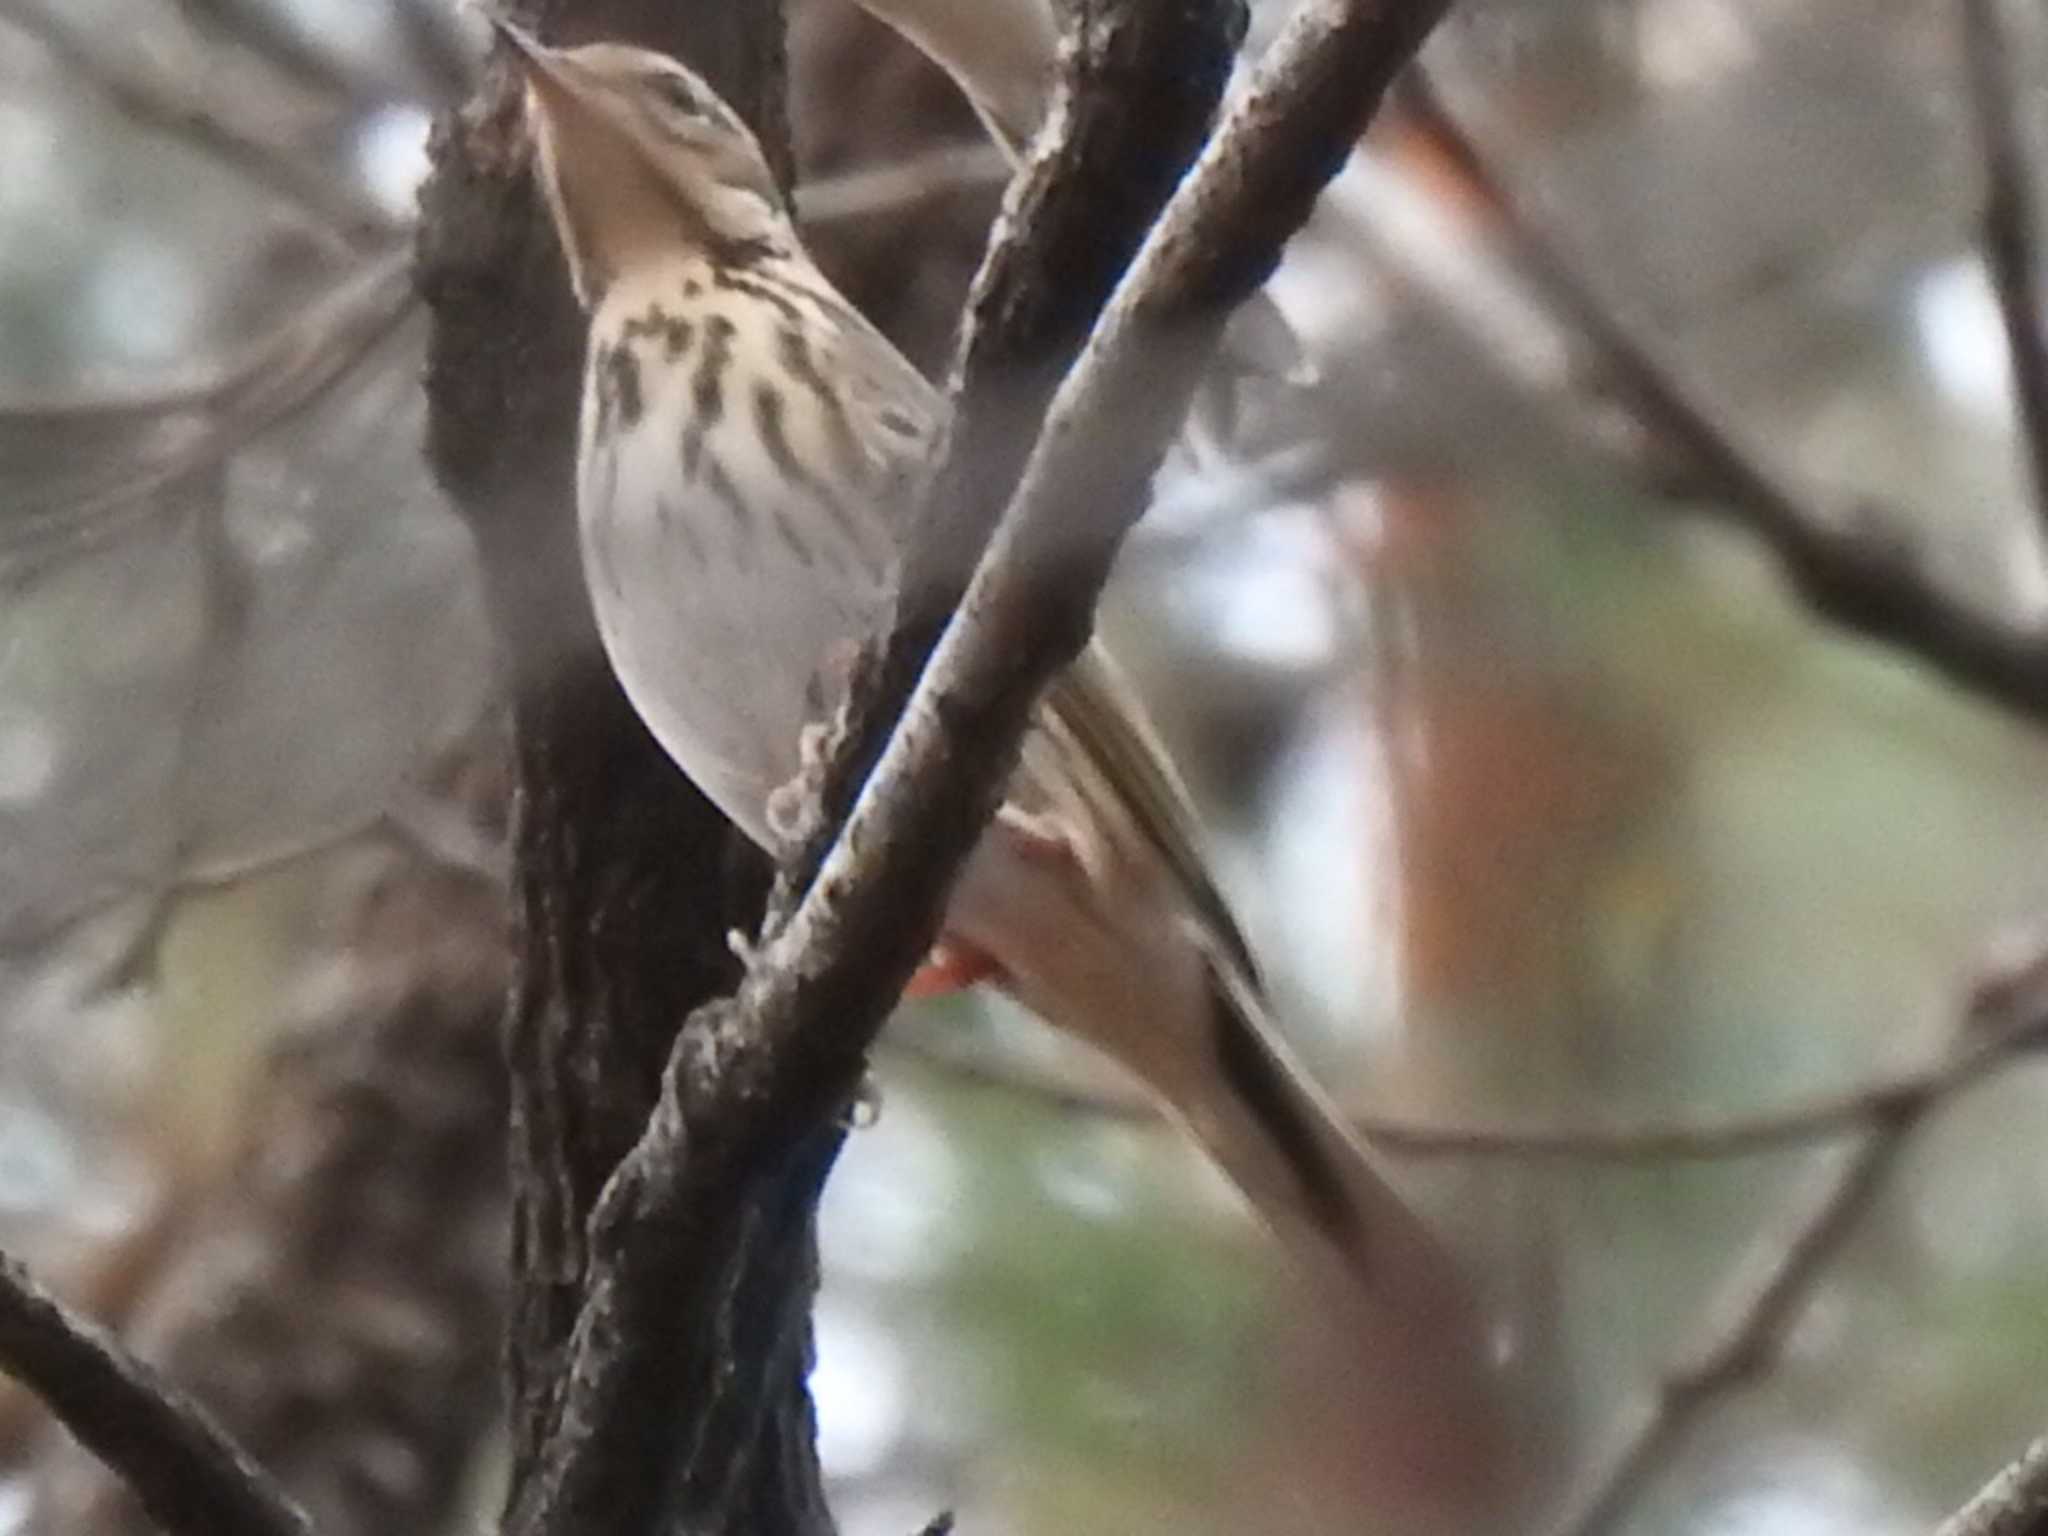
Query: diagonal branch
xmin=886 ymin=984 xmax=2048 ymax=1162
xmin=1548 ymin=940 xmax=2048 ymax=1536
xmin=496 ymin=0 xmax=1476 ymax=1531
xmin=0 ymin=1252 xmax=312 ymax=1536
xmin=1935 ymin=1437 xmax=2048 ymax=1536
xmin=1403 ymin=72 xmax=2048 ymax=726
xmin=1961 ymin=0 xmax=2048 ymax=541
xmin=0 ymin=248 xmax=418 ymax=576
xmin=496 ymin=0 xmax=1250 ymax=1529
xmin=1 ymin=0 xmax=398 ymax=247
xmin=771 ymin=0 xmax=1454 ymax=1066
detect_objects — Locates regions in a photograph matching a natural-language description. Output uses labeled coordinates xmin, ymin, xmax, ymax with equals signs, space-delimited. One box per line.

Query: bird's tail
xmin=1167 ymin=945 xmax=1462 ymax=1320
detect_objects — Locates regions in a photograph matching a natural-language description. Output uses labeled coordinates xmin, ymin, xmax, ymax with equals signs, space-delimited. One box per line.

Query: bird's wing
xmin=823 ymin=301 xmax=1254 ymax=987
xmin=1035 ymin=643 xmax=1260 ymax=982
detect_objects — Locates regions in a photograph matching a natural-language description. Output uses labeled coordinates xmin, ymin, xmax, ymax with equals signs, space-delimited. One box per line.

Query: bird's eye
xmin=652 ymin=72 xmax=702 ymax=116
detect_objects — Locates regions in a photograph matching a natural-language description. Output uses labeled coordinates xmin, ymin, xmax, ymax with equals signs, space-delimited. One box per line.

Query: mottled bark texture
xmin=414 ymin=1 xmax=811 ymax=1529
xmin=27 ymin=854 xmax=509 ymax=1536
xmin=416 ymin=0 xmax=1249 ymax=1528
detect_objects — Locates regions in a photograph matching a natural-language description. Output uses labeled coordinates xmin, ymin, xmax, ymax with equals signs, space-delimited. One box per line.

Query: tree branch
xmin=1403 ymin=72 xmax=2048 ymax=727
xmin=1548 ymin=940 xmax=2048 ymax=1536
xmin=421 ymin=5 xmax=806 ymax=1533
xmin=885 ymin=986 xmax=2048 ymax=1162
xmin=0 ymin=1252 xmax=311 ymax=1536
xmin=0 ymin=248 xmax=417 ymax=577
xmin=1961 ymin=0 xmax=2048 ymax=540
xmin=25 ymin=849 xmax=509 ymax=1536
xmin=527 ymin=0 xmax=1460 ymax=1515
xmin=1935 ymin=1437 xmax=2048 ymax=1536
xmin=1 ymin=0 xmax=397 ymax=248
xmin=792 ymin=141 xmax=1009 ymax=230
xmin=492 ymin=1 xmax=1250 ymax=1531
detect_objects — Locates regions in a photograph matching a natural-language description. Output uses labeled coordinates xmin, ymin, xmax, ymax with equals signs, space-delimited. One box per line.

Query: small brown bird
xmin=490 ymin=18 xmax=1477 ymax=1334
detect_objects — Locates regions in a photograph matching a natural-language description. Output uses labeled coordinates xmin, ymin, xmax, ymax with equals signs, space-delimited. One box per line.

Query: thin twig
xmin=1548 ymin=945 xmax=2048 ymax=1536
xmin=1934 ymin=1437 xmax=2048 ymax=1536
xmin=792 ymin=141 xmax=1011 ymax=228
xmin=2 ymin=0 xmax=397 ymax=247
xmin=0 ymin=1251 xmax=312 ymax=1536
xmin=164 ymin=0 xmax=368 ymax=105
xmin=887 ymin=993 xmax=2048 ymax=1162
xmin=390 ymin=0 xmax=474 ymax=107
xmin=1961 ymin=0 xmax=2048 ymax=540
xmin=1403 ymin=71 xmax=2048 ymax=726
xmin=0 ymin=247 xmax=419 ymax=574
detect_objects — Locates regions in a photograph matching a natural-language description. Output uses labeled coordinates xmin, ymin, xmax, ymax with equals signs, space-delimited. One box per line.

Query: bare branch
xmin=792 ymin=141 xmax=1010 ymax=229
xmin=1961 ymin=0 xmax=2048 ymax=540
xmin=887 ymin=990 xmax=2048 ymax=1162
xmin=1 ymin=0 xmax=398 ymax=247
xmin=1548 ymin=942 xmax=2048 ymax=1536
xmin=1403 ymin=73 xmax=2048 ymax=726
xmin=0 ymin=248 xmax=418 ymax=574
xmin=498 ymin=0 xmax=1255 ymax=1523
xmin=165 ymin=0 xmax=369 ymax=105
xmin=506 ymin=1 xmax=1462 ymax=1520
xmin=27 ymin=847 xmax=508 ymax=1536
xmin=1935 ymin=1438 xmax=2048 ymax=1536
xmin=0 ymin=1252 xmax=311 ymax=1536
xmin=390 ymin=0 xmax=474 ymax=107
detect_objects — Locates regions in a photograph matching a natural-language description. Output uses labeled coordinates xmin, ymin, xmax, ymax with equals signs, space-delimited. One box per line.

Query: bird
xmin=486 ymin=17 xmax=1479 ymax=1339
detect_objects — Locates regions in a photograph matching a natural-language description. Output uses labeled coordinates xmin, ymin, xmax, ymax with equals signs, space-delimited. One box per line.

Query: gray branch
xmin=1961 ymin=0 xmax=2048 ymax=542
xmin=1550 ymin=940 xmax=2048 ymax=1536
xmin=1404 ymin=72 xmax=2048 ymax=727
xmin=1935 ymin=1438 xmax=2048 ymax=1536
xmin=0 ymin=1253 xmax=311 ymax=1536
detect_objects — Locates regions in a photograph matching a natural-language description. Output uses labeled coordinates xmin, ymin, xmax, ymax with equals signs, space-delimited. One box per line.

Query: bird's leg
xmin=903 ymin=805 xmax=1074 ymax=998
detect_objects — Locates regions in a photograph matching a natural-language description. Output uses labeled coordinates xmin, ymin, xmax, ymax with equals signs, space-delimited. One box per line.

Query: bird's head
xmin=488 ymin=16 xmax=788 ymax=308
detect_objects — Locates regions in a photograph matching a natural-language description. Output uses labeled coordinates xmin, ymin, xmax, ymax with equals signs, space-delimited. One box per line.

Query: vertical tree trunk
xmin=415 ymin=5 xmax=833 ymax=1527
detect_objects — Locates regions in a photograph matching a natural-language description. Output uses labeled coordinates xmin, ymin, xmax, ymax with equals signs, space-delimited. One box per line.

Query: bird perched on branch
xmin=487 ymin=17 xmax=1475 ymax=1335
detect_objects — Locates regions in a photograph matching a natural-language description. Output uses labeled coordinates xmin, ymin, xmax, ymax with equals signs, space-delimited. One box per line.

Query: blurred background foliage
xmin=2 ymin=0 xmax=2047 ymax=1533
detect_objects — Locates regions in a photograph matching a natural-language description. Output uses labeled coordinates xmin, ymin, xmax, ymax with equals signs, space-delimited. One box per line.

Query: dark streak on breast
xmin=751 ymin=379 xmax=864 ymax=554
xmin=696 ymin=447 xmax=751 ymax=566
xmin=711 ymin=268 xmax=802 ymax=325
xmin=601 ymin=343 xmax=643 ymax=430
xmin=709 ymin=233 xmax=780 ymax=271
xmin=681 ymin=314 xmax=734 ymax=476
xmin=775 ymin=323 xmax=864 ymax=484
xmin=657 ymin=493 xmax=707 ymax=566
xmin=622 ymin=306 xmax=694 ymax=361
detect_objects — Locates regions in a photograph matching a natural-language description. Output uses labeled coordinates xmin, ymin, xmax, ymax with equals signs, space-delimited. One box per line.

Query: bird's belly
xmin=578 ymin=423 xmax=888 ymax=850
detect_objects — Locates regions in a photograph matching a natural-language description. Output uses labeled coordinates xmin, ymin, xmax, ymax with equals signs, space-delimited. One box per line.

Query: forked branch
xmin=1403 ymin=72 xmax=2048 ymax=726
xmin=1550 ymin=940 xmax=2048 ymax=1536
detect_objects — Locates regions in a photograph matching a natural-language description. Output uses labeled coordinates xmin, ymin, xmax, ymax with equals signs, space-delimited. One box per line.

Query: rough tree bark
xmin=26 ymin=853 xmax=510 ymax=1536
xmin=416 ymin=0 xmax=1242 ymax=1530
xmin=414 ymin=0 xmax=804 ymax=1525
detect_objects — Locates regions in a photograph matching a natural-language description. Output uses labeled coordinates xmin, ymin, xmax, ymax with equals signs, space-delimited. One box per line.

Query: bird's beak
xmin=479 ymin=9 xmax=587 ymax=112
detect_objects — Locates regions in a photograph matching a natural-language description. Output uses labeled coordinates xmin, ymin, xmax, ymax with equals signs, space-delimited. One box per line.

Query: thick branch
xmin=759 ymin=0 xmax=1453 ymax=1095
xmin=1961 ymin=0 xmax=2048 ymax=539
xmin=0 ymin=1253 xmax=310 ymax=1536
xmin=1936 ymin=1438 xmax=2048 ymax=1536
xmin=1405 ymin=74 xmax=2048 ymax=726
xmin=420 ymin=5 xmax=804 ymax=1534
xmin=497 ymin=2 xmax=1247 ymax=1532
